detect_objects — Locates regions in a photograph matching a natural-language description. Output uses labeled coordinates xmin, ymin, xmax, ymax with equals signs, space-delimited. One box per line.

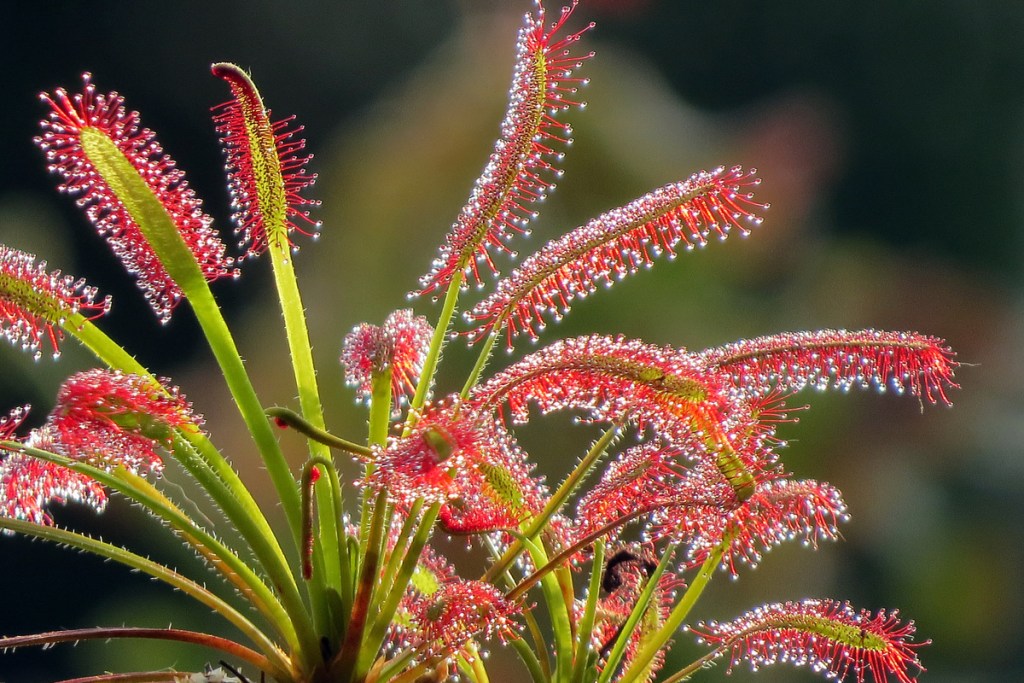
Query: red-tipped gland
xmin=0 ymin=414 xmax=108 ymax=529
xmin=0 ymin=245 xmax=111 ymax=360
xmin=406 ymin=580 xmax=521 ymax=658
xmin=416 ymin=1 xmax=594 ymax=296
xmin=471 ymin=335 xmax=729 ymax=446
xmin=49 ymin=369 xmax=200 ymax=475
xmin=341 ymin=309 xmax=434 ymax=417
xmin=653 ymin=476 xmax=849 ymax=575
xmin=369 ymin=401 xmax=479 ymax=507
xmin=36 ymin=75 xmax=235 ymax=323
xmin=211 ymin=63 xmax=320 ymax=258
xmin=692 ymin=599 xmax=927 ymax=683
xmin=370 ymin=400 xmax=545 ymax=535
xmin=701 ymin=329 xmax=959 ymax=405
xmin=466 ymin=166 xmax=764 ymax=347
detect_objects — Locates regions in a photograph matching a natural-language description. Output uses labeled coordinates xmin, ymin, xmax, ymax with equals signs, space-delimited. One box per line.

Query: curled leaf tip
xmin=212 ymin=62 xmax=320 ymax=259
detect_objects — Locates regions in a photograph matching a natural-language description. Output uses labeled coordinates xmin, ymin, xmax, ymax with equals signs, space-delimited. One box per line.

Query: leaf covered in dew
xmin=36 ymin=75 xmax=236 ymax=323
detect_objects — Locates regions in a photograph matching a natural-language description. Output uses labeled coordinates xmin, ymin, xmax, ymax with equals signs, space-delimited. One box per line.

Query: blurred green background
xmin=1 ymin=1 xmax=1022 ymax=681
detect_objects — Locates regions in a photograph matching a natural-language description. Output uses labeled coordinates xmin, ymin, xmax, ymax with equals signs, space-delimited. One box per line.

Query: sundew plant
xmin=0 ymin=2 xmax=959 ymax=682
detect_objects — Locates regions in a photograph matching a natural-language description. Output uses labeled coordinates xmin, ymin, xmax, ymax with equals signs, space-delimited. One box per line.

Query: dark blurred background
xmin=1 ymin=1 xmax=1022 ymax=681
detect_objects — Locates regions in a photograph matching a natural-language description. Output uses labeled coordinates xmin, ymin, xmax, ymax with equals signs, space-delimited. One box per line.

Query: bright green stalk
xmin=66 ymin=316 xmax=312 ymax=638
xmin=354 ymin=502 xmax=440 ymax=681
xmin=571 ymin=540 xmax=606 ymax=683
xmin=267 ymin=240 xmax=343 ymax=612
xmin=74 ymin=314 xmax=295 ymax=570
xmin=521 ymin=533 xmax=574 ymax=683
xmin=359 ymin=368 xmax=393 ymax=562
xmin=461 ymin=328 xmax=499 ymax=399
xmin=484 ymin=535 xmax=552 ymax=681
xmin=511 ymin=636 xmax=548 ymax=683
xmin=0 ymin=517 xmax=295 ymax=681
xmin=618 ymin=541 xmax=727 ymax=683
xmin=209 ymin=66 xmax=341 ymax=610
xmin=75 ymin=130 xmax=322 ymax=671
xmin=77 ymin=130 xmax=303 ymax=540
xmin=66 ymin=310 xmax=313 ymax=652
xmin=375 ymin=498 xmax=425 ymax=603
xmin=406 ymin=270 xmax=464 ymax=430
xmin=3 ymin=440 xmax=300 ymax=652
xmin=596 ymin=545 xmax=678 ymax=683
xmin=369 ymin=367 xmax=394 ymax=446
xmin=464 ymin=642 xmax=491 ymax=683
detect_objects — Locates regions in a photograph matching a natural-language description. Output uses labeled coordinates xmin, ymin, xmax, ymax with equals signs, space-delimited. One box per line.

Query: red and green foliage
xmin=0 ymin=3 xmax=957 ymax=682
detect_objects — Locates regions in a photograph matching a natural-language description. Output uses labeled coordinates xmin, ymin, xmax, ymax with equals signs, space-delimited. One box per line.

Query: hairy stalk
xmin=4 ymin=441 xmax=300 ymax=651
xmin=359 ymin=368 xmax=394 ymax=579
xmin=484 ymin=535 xmax=552 ymax=681
xmin=511 ymin=637 xmax=548 ymax=683
xmin=461 ymin=329 xmax=500 ymax=400
xmin=658 ymin=650 xmax=720 ymax=683
xmin=354 ymin=503 xmax=440 ymax=681
xmin=406 ymin=270 xmax=464 ymax=430
xmin=0 ymin=518 xmax=295 ymax=680
xmin=521 ymin=532 xmax=575 ymax=682
xmin=571 ymin=540 xmax=606 ymax=683
xmin=50 ymin=316 xmax=318 ymax=657
xmin=0 ymin=628 xmax=281 ymax=680
xmin=268 ymin=237 xmax=343 ymax=629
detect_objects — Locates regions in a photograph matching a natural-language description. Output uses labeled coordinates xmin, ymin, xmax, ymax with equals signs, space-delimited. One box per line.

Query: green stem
xmin=406 ymin=270 xmax=464 ymax=431
xmin=375 ymin=499 xmax=425 ymax=603
xmin=658 ymin=651 xmax=720 ymax=683
xmin=0 ymin=518 xmax=295 ymax=681
xmin=465 ymin=642 xmax=491 ymax=683
xmin=483 ymin=536 xmax=552 ymax=681
xmin=618 ymin=541 xmax=727 ymax=683
xmin=521 ymin=533 xmax=574 ymax=683
xmin=511 ymin=637 xmax=548 ymax=683
xmin=77 ymin=131 xmax=305 ymax=548
xmin=571 ymin=540 xmax=605 ymax=683
xmin=266 ymin=406 xmax=372 ymax=458
xmin=354 ymin=503 xmax=440 ymax=681
xmin=461 ymin=329 xmax=499 ymax=400
xmin=375 ymin=648 xmax=418 ymax=683
xmin=268 ymin=243 xmax=342 ymax=639
xmin=369 ymin=368 xmax=393 ymax=447
xmin=66 ymin=315 xmax=321 ymax=671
